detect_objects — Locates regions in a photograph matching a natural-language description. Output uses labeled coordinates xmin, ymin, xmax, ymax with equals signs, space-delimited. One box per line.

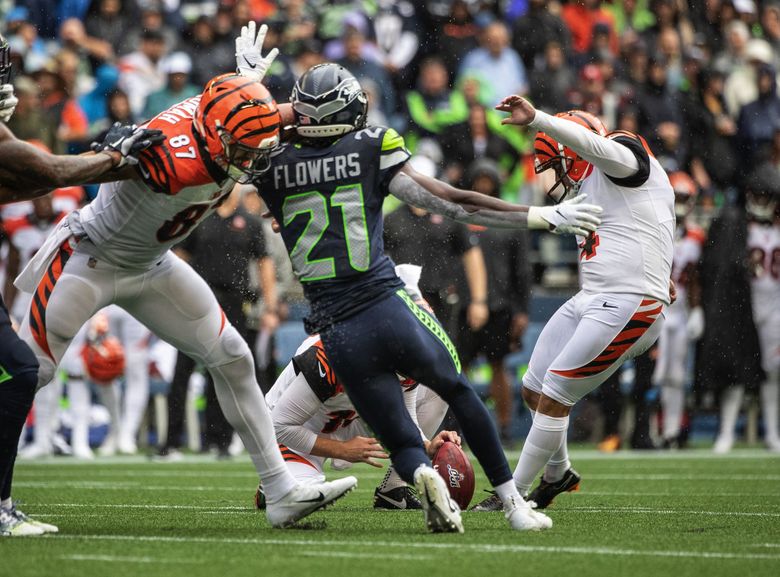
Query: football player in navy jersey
xmin=254 ymin=62 xmax=603 ymax=533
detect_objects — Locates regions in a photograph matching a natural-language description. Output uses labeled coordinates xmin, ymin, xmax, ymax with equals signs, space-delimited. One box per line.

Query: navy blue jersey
xmin=255 ymin=127 xmax=410 ymax=333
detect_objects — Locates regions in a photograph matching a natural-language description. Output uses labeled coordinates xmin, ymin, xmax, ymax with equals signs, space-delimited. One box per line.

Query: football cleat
xmin=265 ymin=476 xmax=357 ymax=528
xmin=713 ymin=435 xmax=734 ymax=454
xmin=527 ymin=468 xmax=581 ymax=509
xmin=414 ymin=465 xmax=464 ymax=533
xmin=469 ymin=490 xmax=502 ymax=512
xmin=503 ymin=494 xmax=552 ymax=531
xmin=254 ymin=484 xmax=266 ymax=510
xmin=0 ymin=508 xmax=44 ymax=537
xmin=373 ymin=485 xmax=422 ymax=510
xmin=8 ymin=505 xmax=58 ymax=533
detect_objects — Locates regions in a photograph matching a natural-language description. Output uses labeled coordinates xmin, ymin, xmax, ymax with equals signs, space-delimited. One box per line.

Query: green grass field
xmin=3 ymin=449 xmax=780 ymax=577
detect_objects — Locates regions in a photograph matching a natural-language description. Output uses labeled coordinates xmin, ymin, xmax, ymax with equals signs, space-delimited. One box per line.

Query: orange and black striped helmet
xmin=534 ymin=110 xmax=607 ymax=202
xmin=194 ymin=73 xmax=281 ymax=183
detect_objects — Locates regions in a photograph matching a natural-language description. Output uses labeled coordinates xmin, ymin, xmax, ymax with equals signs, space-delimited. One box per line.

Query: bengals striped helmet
xmin=534 ymin=110 xmax=607 ymax=203
xmin=194 ymin=74 xmax=281 ymax=183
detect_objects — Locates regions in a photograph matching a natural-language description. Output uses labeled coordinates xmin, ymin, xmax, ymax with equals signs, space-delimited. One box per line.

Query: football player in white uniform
xmin=11 ymin=28 xmax=357 ymax=529
xmin=652 ymin=172 xmax=705 ymax=448
xmin=714 ymin=180 xmax=780 ymax=453
xmin=254 ymin=265 xmax=453 ymax=510
xmin=473 ymin=95 xmax=674 ymax=511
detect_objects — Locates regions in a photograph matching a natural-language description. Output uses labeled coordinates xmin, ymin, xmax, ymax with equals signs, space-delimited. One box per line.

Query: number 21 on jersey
xmin=283 ymin=184 xmax=369 ymax=281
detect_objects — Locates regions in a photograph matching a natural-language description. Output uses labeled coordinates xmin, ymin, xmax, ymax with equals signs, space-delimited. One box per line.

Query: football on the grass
xmin=432 ymin=441 xmax=475 ymax=509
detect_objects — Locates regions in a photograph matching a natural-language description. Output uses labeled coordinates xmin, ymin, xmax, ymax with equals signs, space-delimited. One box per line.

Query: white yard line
xmin=560 ymin=507 xmax=780 ymax=518
xmin=61 ymin=554 xmax=196 ymax=564
xmin=48 ymin=534 xmax=780 ymax=562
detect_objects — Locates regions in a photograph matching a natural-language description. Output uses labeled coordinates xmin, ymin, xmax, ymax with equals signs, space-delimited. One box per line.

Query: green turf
xmin=3 ymin=449 xmax=780 ymax=577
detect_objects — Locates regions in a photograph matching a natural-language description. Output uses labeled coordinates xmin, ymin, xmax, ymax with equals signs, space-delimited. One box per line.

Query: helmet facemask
xmin=0 ymin=35 xmax=12 ymax=85
xmin=535 ymin=152 xmax=583 ymax=204
xmin=215 ymin=121 xmax=278 ymax=184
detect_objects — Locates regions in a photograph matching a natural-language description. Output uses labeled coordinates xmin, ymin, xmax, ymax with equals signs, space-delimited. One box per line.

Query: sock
xmin=377 ymin=466 xmax=406 ymax=492
xmin=1 ymin=497 xmax=11 ymax=510
xmin=494 ymin=479 xmax=522 ymax=507
xmin=68 ymin=379 xmax=91 ymax=451
xmin=543 ymin=427 xmax=570 ymax=483
xmin=661 ymin=386 xmax=685 ymax=440
xmin=718 ymin=386 xmax=744 ymax=440
xmin=761 ymin=375 xmax=779 ymax=442
xmin=208 ymin=352 xmax=297 ymax=503
xmin=513 ymin=413 xmax=569 ymax=495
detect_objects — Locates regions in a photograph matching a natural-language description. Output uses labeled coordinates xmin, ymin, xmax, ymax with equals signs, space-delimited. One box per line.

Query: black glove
xmin=91 ymin=122 xmax=166 ymax=167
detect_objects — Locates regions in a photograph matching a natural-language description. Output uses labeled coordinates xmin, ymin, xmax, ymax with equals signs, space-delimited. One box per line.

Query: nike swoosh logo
xmin=376 ymin=493 xmax=407 ymax=509
xmin=298 ymin=491 xmax=325 ymax=503
xmin=318 ymin=363 xmax=326 ymax=378
xmin=555 ymin=209 xmax=564 ymax=218
xmin=602 ymin=302 xmax=619 ymax=309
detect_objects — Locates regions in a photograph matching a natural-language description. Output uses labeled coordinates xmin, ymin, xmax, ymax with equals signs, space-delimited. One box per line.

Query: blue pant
xmin=320 ymin=289 xmax=512 ymax=486
xmin=0 ymin=297 xmax=39 ymax=500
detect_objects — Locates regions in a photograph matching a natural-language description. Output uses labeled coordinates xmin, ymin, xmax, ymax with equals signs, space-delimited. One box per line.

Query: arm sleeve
xmin=529 ymin=110 xmax=640 ymax=179
xmin=270 ymin=371 xmax=322 ymax=455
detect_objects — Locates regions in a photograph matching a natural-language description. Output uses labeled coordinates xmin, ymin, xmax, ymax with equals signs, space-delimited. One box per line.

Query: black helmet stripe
xmin=202 ymin=78 xmax=259 ymax=118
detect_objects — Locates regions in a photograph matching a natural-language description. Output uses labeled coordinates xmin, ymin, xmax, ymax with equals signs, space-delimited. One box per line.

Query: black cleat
xmin=469 ymin=490 xmax=503 ymax=512
xmin=373 ymin=486 xmax=422 ymax=510
xmin=527 ymin=468 xmax=581 ymax=509
xmin=254 ymin=484 xmax=266 ymax=510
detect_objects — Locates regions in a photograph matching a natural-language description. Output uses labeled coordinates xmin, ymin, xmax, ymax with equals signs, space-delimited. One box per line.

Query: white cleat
xmin=118 ymin=437 xmax=138 ymax=455
xmin=8 ymin=505 xmax=58 ymax=534
xmin=713 ymin=435 xmax=734 ymax=454
xmin=0 ymin=508 xmax=45 ymax=537
xmin=19 ymin=443 xmax=53 ymax=460
xmin=71 ymin=444 xmax=94 ymax=460
xmin=98 ymin=434 xmax=117 ymax=457
xmin=414 ymin=465 xmax=464 ymax=534
xmin=266 ymin=476 xmax=357 ymax=528
xmin=504 ymin=494 xmax=552 ymax=531
xmin=766 ymin=438 xmax=780 ymax=453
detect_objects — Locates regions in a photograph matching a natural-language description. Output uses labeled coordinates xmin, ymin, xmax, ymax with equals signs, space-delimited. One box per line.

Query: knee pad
xmin=201 ymin=324 xmax=251 ymax=369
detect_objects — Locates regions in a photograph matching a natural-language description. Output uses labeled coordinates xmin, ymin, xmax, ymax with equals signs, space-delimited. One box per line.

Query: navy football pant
xmin=0 ymin=298 xmax=39 ymax=501
xmin=320 ymin=289 xmax=512 ymax=486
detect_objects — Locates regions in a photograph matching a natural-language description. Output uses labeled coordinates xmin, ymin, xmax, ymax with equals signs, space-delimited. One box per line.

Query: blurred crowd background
xmin=1 ymin=0 xmax=779 ymax=459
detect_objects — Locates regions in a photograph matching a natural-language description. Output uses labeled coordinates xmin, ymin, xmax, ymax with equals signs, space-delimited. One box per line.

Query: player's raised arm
xmin=388 ymin=162 xmax=602 ymax=237
xmin=0 ymin=121 xmax=164 ymax=203
xmin=496 ymin=95 xmax=641 ymax=180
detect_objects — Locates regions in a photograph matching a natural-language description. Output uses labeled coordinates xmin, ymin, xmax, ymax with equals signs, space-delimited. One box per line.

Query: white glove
xmin=686 ymin=306 xmax=705 ymax=340
xmin=235 ymin=21 xmax=279 ymax=81
xmin=528 ymin=193 xmax=603 ymax=236
xmin=0 ymin=84 xmax=18 ymax=123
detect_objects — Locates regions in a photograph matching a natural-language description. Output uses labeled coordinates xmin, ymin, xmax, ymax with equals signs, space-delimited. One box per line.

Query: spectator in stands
xmin=33 ymin=57 xmax=89 ymax=154
xmin=182 ymin=16 xmax=235 ymax=89
xmin=635 ymin=53 xmax=687 ymax=170
xmin=530 ymin=41 xmax=574 ymax=113
xmin=459 ymin=20 xmax=527 ymax=107
xmin=374 ymin=0 xmax=419 ymax=88
xmin=561 ymin=0 xmax=618 ymax=62
xmin=737 ymin=63 xmax=780 ymax=175
xmin=4 ymin=76 xmax=57 ymax=151
xmin=142 ymin=52 xmax=199 ymax=119
xmin=567 ymin=63 xmax=620 ymax=130
xmin=456 ymin=159 xmax=531 ymax=443
xmin=273 ymin=0 xmax=317 ymax=55
xmin=84 ymin=0 xmax=134 ymax=53
xmin=118 ymin=28 xmax=168 ymax=117
xmin=762 ymin=2 xmax=780 ymax=69
xmin=439 ymin=104 xmax=523 ymax=194
xmin=79 ymin=64 xmax=120 ymax=134
xmin=724 ymin=38 xmax=775 ymax=118
xmin=404 ymin=56 xmax=468 ymax=151
xmin=684 ymin=68 xmax=738 ymax=200
xmin=336 ymin=24 xmax=397 ymax=128
xmin=511 ymin=0 xmax=571 ymax=72
xmin=59 ymin=17 xmax=114 ymax=68
xmin=434 ymin=0 xmax=480 ymax=78
xmin=118 ymin=0 xmax=179 ymax=56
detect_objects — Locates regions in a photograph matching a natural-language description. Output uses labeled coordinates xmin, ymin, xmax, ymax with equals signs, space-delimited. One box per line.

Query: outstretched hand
xmin=495 ymin=95 xmax=537 ymax=126
xmin=534 ymin=193 xmax=603 ymax=236
xmin=91 ymin=123 xmax=166 ymax=167
xmin=235 ymin=21 xmax=279 ymax=81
